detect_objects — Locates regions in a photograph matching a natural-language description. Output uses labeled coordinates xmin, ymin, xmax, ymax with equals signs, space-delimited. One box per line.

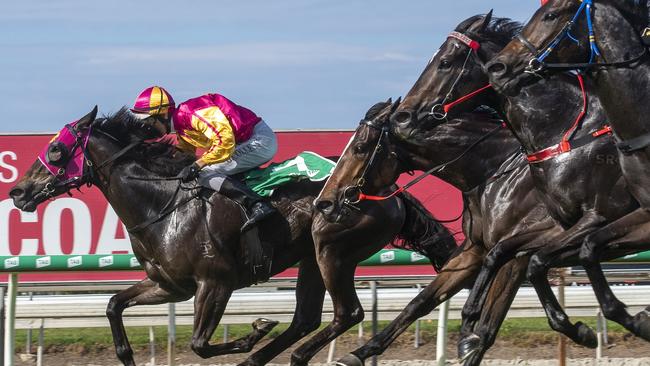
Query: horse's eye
xmin=543 ymin=12 xmax=558 ymax=21
xmin=353 ymin=144 xmax=365 ymax=154
xmin=438 ymin=59 xmax=452 ymax=70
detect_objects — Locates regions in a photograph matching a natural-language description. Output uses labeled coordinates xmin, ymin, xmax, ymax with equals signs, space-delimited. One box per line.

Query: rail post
xmin=370 ymin=281 xmax=378 ymax=366
xmin=415 ymin=284 xmax=422 ymax=349
xmin=4 ymin=273 xmax=17 ymax=366
xmin=167 ymin=302 xmax=176 ymax=366
xmin=436 ymin=299 xmax=449 ymax=366
xmin=149 ymin=326 xmax=155 ymax=366
xmin=0 ymin=285 xmax=5 ymax=363
xmin=557 ymin=270 xmax=567 ymax=366
xmin=36 ymin=319 xmax=43 ymax=366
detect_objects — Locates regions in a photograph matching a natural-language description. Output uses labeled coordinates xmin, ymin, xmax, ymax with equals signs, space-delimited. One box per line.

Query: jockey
xmin=131 ymin=86 xmax=278 ymax=232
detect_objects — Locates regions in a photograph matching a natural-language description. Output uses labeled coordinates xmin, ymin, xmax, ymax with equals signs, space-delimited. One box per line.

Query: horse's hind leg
xmin=336 ymin=240 xmax=484 ymax=366
xmin=580 ymin=208 xmax=650 ymax=341
xmin=107 ymin=278 xmax=190 ymax=366
xmin=191 ymin=280 xmax=277 ymax=358
xmin=461 ymin=256 xmax=528 ymax=366
xmin=240 ymin=257 xmax=326 ymax=366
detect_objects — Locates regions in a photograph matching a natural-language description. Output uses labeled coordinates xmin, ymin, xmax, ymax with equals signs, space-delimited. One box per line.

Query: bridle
xmin=341 ymin=118 xmax=391 ymax=207
xmin=340 ymin=115 xmax=505 ymax=210
xmin=518 ymin=0 xmax=647 ymax=74
xmin=428 ymin=31 xmax=492 ymax=120
xmin=36 ymin=120 xmax=145 ymax=201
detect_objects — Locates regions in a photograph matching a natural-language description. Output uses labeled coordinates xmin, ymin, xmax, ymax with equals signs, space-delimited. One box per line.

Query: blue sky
xmin=0 ymin=1 xmax=538 ymax=133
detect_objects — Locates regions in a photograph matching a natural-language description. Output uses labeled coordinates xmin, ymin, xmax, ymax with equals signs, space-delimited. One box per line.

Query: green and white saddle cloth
xmin=244 ymin=151 xmax=336 ymax=197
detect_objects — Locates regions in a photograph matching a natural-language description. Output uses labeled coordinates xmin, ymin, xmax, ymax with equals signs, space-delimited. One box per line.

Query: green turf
xmin=12 ymin=316 xmax=628 ymax=352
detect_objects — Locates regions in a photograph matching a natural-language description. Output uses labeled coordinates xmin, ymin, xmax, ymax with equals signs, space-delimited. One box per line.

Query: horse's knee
xmin=526 ymin=254 xmax=545 ymax=281
xmin=579 ymin=237 xmax=599 ymax=265
xmin=106 ymin=296 xmax=124 ymax=319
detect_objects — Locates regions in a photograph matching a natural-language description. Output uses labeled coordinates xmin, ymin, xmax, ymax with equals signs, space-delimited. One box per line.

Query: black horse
xmin=390 ymin=12 xmax=645 ymax=359
xmin=485 ymin=0 xmax=650 ymax=342
xmin=315 ymin=97 xmax=560 ymax=366
xmin=9 ymin=107 xmax=456 ymax=366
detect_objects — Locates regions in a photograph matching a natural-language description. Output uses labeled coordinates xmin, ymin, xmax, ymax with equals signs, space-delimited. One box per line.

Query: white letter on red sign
xmin=42 ymin=198 xmax=91 ymax=255
xmin=0 ymin=151 xmax=19 ymax=184
xmin=96 ymin=205 xmax=133 ymax=254
xmin=0 ymin=199 xmax=39 ymax=255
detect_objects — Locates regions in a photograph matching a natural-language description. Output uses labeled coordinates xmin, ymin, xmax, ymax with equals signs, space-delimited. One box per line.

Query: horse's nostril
xmin=315 ymin=200 xmax=334 ymax=214
xmin=486 ymin=61 xmax=507 ymax=76
xmin=391 ymin=111 xmax=413 ymax=125
xmin=9 ymin=188 xmax=23 ymax=199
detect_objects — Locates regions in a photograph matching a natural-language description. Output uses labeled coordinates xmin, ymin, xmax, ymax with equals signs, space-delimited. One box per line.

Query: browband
xmin=448 ymin=31 xmax=480 ymax=51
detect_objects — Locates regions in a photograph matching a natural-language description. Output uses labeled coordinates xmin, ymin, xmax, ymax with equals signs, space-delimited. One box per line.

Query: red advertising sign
xmin=0 ymin=131 xmax=462 ymax=283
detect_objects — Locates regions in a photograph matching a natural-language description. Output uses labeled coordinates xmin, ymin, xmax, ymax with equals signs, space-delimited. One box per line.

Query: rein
xmin=346 ymin=123 xmax=505 ymax=205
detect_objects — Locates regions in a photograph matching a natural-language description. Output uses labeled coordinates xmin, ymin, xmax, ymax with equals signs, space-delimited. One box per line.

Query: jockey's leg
xmin=198 ymin=121 xmax=278 ymax=232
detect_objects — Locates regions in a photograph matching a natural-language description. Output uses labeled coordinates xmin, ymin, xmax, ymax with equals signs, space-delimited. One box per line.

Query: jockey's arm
xmin=192 ymin=111 xmax=236 ymax=168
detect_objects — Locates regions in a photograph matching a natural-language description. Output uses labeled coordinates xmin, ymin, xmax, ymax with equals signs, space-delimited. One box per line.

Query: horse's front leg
xmin=106 ymin=278 xmax=191 ymax=366
xmin=337 ymin=240 xmax=484 ymax=366
xmin=191 ymin=280 xmax=275 ymax=358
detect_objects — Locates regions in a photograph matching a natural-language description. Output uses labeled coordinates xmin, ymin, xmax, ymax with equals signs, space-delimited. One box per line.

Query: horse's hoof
xmin=575 ymin=321 xmax=598 ymax=348
xmin=336 ymin=353 xmax=364 ymax=366
xmin=252 ymin=317 xmax=279 ymax=334
xmin=457 ymin=333 xmax=481 ymax=361
xmin=632 ymin=307 xmax=650 ymax=341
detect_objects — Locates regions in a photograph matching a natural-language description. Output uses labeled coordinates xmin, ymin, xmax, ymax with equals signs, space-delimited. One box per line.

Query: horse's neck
xmin=504 ymin=76 xmax=604 ymax=152
xmin=428 ymin=124 xmax=519 ymax=192
xmin=589 ymin=2 xmax=650 ymax=139
xmin=88 ymin=142 xmax=183 ymax=231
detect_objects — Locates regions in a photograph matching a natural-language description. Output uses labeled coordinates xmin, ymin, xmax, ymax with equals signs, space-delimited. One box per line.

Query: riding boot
xmin=218 ymin=177 xmax=276 ymax=233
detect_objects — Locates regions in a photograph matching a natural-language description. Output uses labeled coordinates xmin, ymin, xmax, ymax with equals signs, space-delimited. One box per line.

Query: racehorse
xmin=315 ymin=97 xmax=560 ymax=366
xmin=484 ymin=0 xmax=650 ymax=342
xmin=389 ymin=12 xmax=643 ymax=360
xmin=9 ymin=107 xmax=457 ymax=366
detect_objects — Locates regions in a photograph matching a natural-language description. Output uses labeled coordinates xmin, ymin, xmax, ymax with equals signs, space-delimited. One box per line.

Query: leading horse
xmin=485 ymin=0 xmax=650 ymax=342
xmin=9 ymin=107 xmax=456 ymax=365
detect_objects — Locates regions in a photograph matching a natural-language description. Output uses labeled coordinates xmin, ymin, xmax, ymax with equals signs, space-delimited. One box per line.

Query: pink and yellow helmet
xmin=130 ymin=86 xmax=175 ymax=118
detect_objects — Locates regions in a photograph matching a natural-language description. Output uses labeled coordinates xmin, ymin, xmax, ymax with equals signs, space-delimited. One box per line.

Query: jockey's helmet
xmin=130 ymin=86 xmax=175 ymax=119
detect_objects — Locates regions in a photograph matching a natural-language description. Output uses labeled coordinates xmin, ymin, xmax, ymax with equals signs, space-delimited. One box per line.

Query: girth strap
xmin=616 ymin=131 xmax=650 ymax=154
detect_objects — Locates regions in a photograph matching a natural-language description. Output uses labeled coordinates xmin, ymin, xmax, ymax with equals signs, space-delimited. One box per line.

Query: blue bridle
xmin=521 ymin=0 xmax=601 ymax=73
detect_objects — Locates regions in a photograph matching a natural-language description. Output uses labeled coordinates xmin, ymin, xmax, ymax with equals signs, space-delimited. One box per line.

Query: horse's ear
xmin=77 ymin=106 xmax=98 ymax=128
xmin=390 ymin=97 xmax=402 ymax=113
xmin=470 ymin=10 xmax=493 ymax=33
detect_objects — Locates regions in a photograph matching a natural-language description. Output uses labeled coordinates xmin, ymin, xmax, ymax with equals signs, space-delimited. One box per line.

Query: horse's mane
xmin=457 ymin=14 xmax=522 ymax=47
xmin=392 ymin=191 xmax=458 ymax=272
xmin=94 ymin=107 xmax=195 ymax=176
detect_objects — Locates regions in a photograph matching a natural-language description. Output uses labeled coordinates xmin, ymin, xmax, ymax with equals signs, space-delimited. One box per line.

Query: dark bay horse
xmin=390 ymin=12 xmax=644 ymax=359
xmin=485 ymin=0 xmax=650 ymax=342
xmin=315 ymin=99 xmax=560 ymax=366
xmin=9 ymin=107 xmax=456 ymax=366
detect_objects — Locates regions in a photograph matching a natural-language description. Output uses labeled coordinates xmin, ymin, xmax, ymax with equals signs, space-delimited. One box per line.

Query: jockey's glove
xmin=178 ymin=162 xmax=201 ymax=183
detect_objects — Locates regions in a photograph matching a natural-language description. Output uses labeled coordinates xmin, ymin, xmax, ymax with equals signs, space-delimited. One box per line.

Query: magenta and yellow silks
xmin=130 ymin=86 xmax=175 ymax=117
xmin=37 ymin=121 xmax=91 ymax=183
xmin=173 ymin=93 xmax=262 ymax=164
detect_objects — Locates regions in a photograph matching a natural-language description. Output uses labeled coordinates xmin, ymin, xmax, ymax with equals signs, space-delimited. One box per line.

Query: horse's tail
xmin=392 ymin=191 xmax=459 ymax=271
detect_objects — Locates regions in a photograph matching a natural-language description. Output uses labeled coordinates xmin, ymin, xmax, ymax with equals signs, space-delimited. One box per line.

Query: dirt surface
xmin=14 ymin=332 xmax=650 ymax=365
